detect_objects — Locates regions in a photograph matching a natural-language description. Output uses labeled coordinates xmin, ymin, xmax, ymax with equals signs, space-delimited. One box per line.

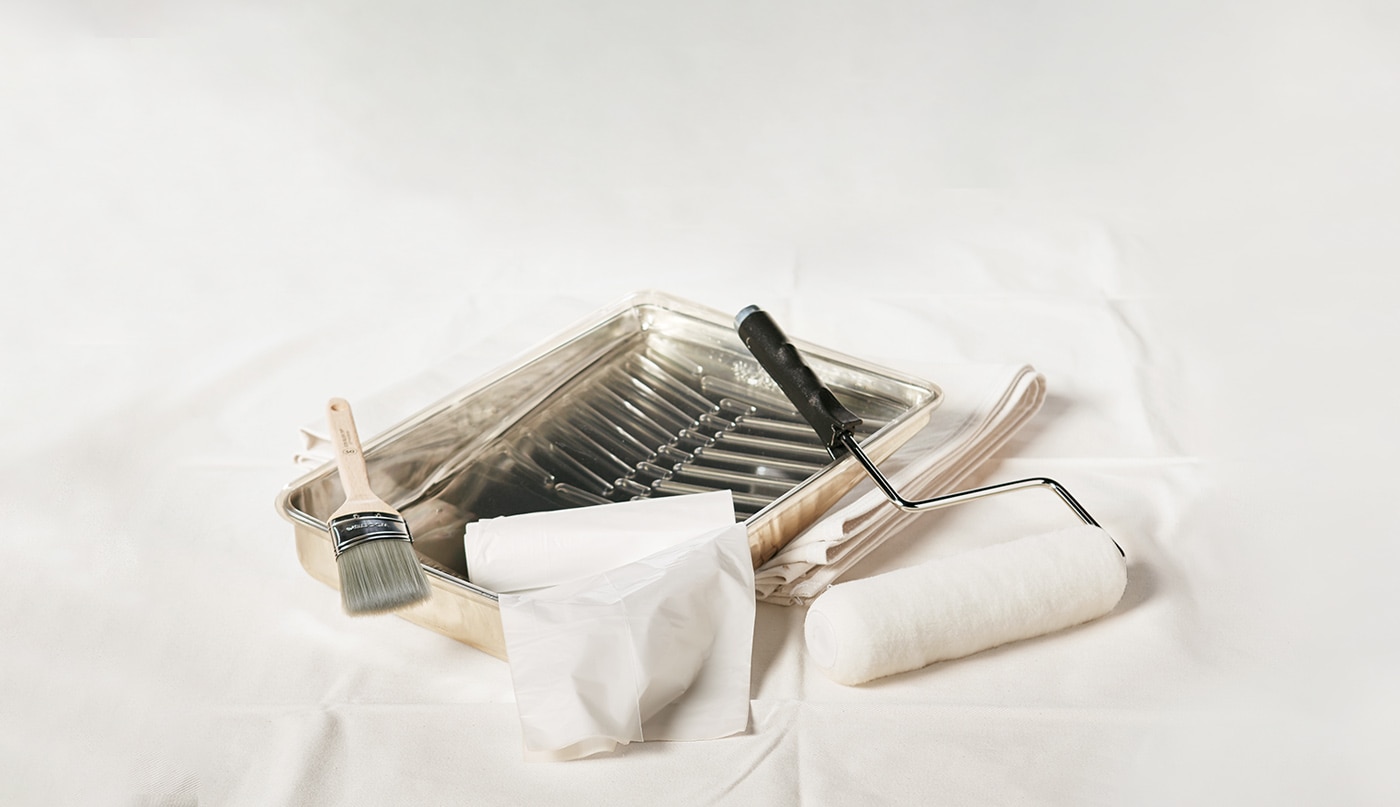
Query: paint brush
xmin=326 ymin=397 xmax=431 ymax=615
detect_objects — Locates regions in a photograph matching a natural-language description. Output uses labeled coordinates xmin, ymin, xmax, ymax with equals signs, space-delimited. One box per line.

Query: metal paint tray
xmin=274 ymin=291 xmax=940 ymax=658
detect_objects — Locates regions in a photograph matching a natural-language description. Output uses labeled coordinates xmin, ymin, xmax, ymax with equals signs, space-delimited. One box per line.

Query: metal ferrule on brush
xmin=328 ymin=512 xmax=413 ymax=557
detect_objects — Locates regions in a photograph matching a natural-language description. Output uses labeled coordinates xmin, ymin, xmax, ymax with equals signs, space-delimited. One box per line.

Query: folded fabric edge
xmin=757 ymin=367 xmax=1048 ymax=604
xmin=756 ymin=365 xmax=1042 ymax=572
xmin=521 ymin=736 xmax=621 ymax=763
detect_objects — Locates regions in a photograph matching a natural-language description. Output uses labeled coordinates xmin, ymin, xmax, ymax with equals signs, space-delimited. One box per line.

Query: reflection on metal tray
xmin=274 ymin=291 xmax=940 ymax=659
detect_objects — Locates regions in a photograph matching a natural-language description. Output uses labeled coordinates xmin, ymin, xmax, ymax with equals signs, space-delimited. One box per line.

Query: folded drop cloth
xmin=754 ymin=363 xmax=1045 ymax=604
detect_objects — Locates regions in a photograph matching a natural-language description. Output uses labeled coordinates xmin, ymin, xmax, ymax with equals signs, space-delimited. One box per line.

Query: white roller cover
xmin=804 ymin=525 xmax=1126 ymax=685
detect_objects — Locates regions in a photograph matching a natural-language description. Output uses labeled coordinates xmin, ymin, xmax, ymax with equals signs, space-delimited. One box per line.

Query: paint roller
xmin=735 ymin=306 xmax=1127 ymax=685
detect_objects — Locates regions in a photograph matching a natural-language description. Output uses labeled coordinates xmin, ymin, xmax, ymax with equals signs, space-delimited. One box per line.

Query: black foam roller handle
xmin=735 ymin=305 xmax=862 ymax=452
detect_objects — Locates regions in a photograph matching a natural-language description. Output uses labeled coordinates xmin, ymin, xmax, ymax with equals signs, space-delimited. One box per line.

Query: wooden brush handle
xmin=327 ymin=398 xmax=379 ymax=506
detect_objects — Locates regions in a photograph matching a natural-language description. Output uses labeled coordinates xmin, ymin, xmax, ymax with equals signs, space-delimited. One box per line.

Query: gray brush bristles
xmin=337 ymin=539 xmax=432 ymax=615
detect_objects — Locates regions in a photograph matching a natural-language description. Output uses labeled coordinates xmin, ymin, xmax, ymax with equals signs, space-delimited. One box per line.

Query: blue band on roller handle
xmin=329 ymin=512 xmax=413 ymax=556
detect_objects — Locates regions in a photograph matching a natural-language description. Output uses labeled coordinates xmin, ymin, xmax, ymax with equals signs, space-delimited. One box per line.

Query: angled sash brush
xmin=326 ymin=397 xmax=432 ymax=615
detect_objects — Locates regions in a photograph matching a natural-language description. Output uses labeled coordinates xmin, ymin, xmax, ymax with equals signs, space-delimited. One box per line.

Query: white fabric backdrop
xmin=4 ymin=1 xmax=1398 ymax=803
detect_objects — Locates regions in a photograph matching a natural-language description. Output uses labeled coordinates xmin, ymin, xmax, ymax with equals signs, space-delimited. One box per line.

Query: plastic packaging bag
xmin=498 ymin=521 xmax=755 ymax=761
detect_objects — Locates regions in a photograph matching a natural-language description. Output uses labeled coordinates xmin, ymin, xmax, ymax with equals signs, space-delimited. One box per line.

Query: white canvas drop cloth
xmin=6 ymin=2 xmax=1398 ymax=802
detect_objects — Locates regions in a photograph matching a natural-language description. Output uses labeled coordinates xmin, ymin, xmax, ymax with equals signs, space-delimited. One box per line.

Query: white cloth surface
xmin=756 ymin=363 xmax=1045 ymax=603
xmin=500 ymin=522 xmax=754 ymax=761
xmin=5 ymin=2 xmax=1400 ymax=804
xmin=464 ymin=490 xmax=737 ymax=593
